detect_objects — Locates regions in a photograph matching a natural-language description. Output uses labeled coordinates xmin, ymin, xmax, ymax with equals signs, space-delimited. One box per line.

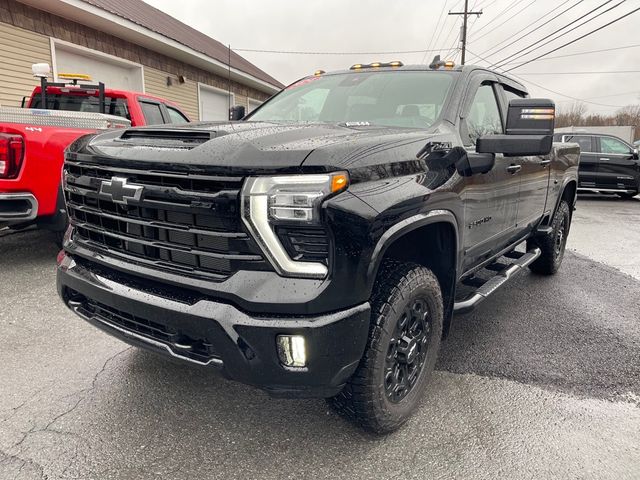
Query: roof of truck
xmin=303 ymin=63 xmax=528 ymax=93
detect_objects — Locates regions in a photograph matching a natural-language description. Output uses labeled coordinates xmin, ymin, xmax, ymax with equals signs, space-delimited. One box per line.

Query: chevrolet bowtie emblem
xmin=99 ymin=177 xmax=144 ymax=205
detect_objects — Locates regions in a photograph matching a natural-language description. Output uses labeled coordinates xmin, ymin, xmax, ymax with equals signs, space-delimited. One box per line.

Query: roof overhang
xmin=16 ymin=0 xmax=281 ymax=95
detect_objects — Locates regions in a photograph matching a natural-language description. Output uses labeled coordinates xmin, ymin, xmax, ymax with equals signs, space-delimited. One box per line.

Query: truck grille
xmin=63 ymin=160 xmax=269 ymax=281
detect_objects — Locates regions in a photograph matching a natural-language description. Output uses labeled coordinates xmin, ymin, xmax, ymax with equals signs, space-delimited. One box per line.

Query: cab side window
xmin=166 ymin=106 xmax=190 ymax=124
xmin=140 ymin=101 xmax=165 ymax=125
xmin=600 ymin=136 xmax=631 ymax=155
xmin=466 ymin=84 xmax=503 ymax=146
xmin=565 ymin=135 xmax=593 ymax=153
xmin=502 ymin=86 xmax=526 ymax=104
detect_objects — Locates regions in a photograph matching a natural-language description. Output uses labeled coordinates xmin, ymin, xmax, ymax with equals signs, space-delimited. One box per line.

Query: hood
xmin=71 ymin=121 xmax=443 ymax=175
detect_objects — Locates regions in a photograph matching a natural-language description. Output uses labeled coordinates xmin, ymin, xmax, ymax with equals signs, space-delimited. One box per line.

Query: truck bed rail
xmin=0 ymin=107 xmax=130 ymax=130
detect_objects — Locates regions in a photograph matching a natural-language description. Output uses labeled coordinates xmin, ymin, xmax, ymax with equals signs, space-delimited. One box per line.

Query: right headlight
xmin=240 ymin=172 xmax=348 ymax=279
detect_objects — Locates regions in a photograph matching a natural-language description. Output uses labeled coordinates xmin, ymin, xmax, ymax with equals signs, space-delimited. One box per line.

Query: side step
xmin=453 ymin=247 xmax=541 ymax=315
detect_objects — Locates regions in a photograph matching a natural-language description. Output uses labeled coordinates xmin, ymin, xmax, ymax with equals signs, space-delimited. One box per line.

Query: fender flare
xmin=366 ymin=209 xmax=460 ymax=291
xmin=552 ymin=177 xmax=578 ymax=220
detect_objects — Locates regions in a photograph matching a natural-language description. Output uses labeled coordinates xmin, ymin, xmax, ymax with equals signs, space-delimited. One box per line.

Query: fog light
xmin=276 ymin=335 xmax=306 ymax=367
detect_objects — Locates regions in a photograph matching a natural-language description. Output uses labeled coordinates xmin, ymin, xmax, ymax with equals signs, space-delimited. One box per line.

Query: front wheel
xmin=527 ymin=200 xmax=571 ymax=275
xmin=329 ymin=261 xmax=443 ymax=433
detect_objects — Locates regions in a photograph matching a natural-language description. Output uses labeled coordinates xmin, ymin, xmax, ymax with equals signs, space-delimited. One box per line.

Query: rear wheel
xmin=528 ymin=200 xmax=571 ymax=275
xmin=329 ymin=261 xmax=443 ymax=433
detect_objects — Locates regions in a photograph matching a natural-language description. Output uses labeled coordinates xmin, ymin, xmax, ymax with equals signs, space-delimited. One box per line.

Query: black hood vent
xmin=120 ymin=128 xmax=220 ymax=147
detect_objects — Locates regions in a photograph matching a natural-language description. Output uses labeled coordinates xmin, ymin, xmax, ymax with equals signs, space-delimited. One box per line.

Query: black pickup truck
xmin=57 ymin=59 xmax=579 ymax=433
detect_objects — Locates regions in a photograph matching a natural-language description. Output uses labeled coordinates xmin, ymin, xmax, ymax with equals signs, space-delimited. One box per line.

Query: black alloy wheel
xmin=384 ymin=298 xmax=432 ymax=403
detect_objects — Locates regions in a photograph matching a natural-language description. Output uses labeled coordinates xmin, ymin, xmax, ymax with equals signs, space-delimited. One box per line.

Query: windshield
xmin=249 ymin=70 xmax=455 ymax=128
xmin=30 ymin=94 xmax=130 ymax=119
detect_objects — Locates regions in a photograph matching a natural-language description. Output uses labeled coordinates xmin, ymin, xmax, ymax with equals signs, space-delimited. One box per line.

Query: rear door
xmin=459 ymin=77 xmax=520 ymax=272
xmin=562 ymin=135 xmax=597 ymax=189
xmin=596 ymin=135 xmax=639 ymax=190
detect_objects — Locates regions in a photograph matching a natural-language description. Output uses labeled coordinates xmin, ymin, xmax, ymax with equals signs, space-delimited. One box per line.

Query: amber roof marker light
xmin=428 ymin=55 xmax=455 ymax=70
xmin=349 ymin=61 xmax=404 ymax=70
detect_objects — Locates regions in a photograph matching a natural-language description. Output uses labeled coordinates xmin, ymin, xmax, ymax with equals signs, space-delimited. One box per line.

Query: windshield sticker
xmin=287 ymin=76 xmax=322 ymax=89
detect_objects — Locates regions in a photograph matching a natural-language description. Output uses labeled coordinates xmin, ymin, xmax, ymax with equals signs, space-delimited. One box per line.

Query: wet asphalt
xmin=0 ymin=195 xmax=639 ymax=479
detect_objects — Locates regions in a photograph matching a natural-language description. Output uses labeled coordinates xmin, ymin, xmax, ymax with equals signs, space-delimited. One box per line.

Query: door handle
xmin=507 ymin=164 xmax=522 ymax=174
xmin=540 ymin=159 xmax=552 ymax=166
xmin=600 ymin=158 xmax=610 ymax=161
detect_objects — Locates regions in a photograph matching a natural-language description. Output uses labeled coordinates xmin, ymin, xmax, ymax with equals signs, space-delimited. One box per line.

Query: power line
xmin=430 ymin=0 xmax=457 ymax=62
xmin=470 ymin=0 xmax=535 ymax=44
xmin=505 ymin=5 xmax=640 ymax=72
xmin=584 ymin=90 xmax=640 ymax=100
xmin=465 ymin=48 xmax=628 ymax=108
xmin=470 ymin=0 xmax=579 ymax=61
xmin=423 ymin=0 xmax=451 ymax=63
xmin=510 ymin=74 xmax=627 ymax=108
xmin=233 ymin=47 xmax=446 ymax=55
xmin=477 ymin=0 xmax=501 ymax=10
xmin=470 ymin=0 xmax=527 ymax=37
xmin=518 ymin=70 xmax=640 ymax=75
xmin=439 ymin=14 xmax=462 ymax=57
xmin=500 ymin=43 xmax=640 ymax=66
xmin=491 ymin=0 xmax=619 ymax=68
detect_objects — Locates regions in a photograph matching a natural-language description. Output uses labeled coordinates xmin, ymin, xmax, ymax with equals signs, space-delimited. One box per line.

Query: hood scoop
xmin=119 ymin=128 xmax=225 ymax=149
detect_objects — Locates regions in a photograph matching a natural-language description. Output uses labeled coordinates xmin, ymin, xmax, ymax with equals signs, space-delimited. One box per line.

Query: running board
xmin=578 ymin=188 xmax=635 ymax=194
xmin=453 ymin=247 xmax=541 ymax=314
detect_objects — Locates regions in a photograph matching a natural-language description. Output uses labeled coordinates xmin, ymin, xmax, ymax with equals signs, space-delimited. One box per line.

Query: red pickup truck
xmin=0 ymin=72 xmax=190 ymax=241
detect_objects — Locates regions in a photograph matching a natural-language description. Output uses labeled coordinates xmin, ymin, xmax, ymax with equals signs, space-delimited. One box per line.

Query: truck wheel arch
xmin=366 ymin=210 xmax=460 ymax=333
xmin=551 ymin=179 xmax=577 ymax=222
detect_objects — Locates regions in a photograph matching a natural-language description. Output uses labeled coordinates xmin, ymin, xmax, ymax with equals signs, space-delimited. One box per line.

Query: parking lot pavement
xmin=568 ymin=194 xmax=640 ymax=280
xmin=1 ymin=197 xmax=639 ymax=479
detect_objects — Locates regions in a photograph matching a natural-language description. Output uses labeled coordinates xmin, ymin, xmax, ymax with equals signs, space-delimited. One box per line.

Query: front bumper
xmin=0 ymin=193 xmax=38 ymax=223
xmin=57 ymin=253 xmax=371 ymax=398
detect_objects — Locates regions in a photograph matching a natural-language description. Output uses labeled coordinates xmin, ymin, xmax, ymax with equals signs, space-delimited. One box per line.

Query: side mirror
xmin=477 ymin=98 xmax=555 ymax=156
xmin=229 ymin=105 xmax=246 ymax=121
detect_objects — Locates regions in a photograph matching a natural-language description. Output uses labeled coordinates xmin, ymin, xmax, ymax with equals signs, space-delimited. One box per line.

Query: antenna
xmin=228 ymin=44 xmax=232 ymax=110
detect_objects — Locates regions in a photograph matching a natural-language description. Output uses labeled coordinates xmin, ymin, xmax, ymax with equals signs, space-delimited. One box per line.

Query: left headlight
xmin=241 ymin=172 xmax=348 ymax=279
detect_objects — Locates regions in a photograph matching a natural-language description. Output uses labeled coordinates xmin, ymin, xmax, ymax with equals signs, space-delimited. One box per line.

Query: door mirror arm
xmin=456 ymin=150 xmax=495 ymax=176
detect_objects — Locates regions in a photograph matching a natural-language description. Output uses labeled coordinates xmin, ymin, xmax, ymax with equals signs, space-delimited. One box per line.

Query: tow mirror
xmin=229 ymin=105 xmax=246 ymax=121
xmin=477 ymin=98 xmax=555 ymax=156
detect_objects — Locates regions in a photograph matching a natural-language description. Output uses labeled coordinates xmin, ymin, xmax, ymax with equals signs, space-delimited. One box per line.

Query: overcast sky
xmin=145 ymin=0 xmax=640 ymax=115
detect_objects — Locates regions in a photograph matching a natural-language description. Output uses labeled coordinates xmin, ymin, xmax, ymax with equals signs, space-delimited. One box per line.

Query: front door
xmin=460 ymin=80 xmax=520 ymax=272
xmin=596 ymin=135 xmax=639 ymax=191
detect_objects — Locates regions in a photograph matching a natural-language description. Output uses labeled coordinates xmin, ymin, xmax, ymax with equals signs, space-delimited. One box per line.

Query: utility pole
xmin=448 ymin=0 xmax=482 ymax=65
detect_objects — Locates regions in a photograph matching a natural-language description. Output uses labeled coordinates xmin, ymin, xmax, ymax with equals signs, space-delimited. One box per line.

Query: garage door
xmin=199 ymin=85 xmax=232 ymax=121
xmin=54 ymin=43 xmax=143 ymax=92
xmin=248 ymin=98 xmax=262 ymax=113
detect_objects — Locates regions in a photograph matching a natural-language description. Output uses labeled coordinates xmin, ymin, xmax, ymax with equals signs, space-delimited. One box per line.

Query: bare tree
xmin=554 ymin=103 xmax=640 ymax=140
xmin=556 ymin=102 xmax=587 ymax=128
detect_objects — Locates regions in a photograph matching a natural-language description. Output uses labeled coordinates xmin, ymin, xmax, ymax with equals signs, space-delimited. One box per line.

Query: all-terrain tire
xmin=329 ymin=261 xmax=443 ymax=433
xmin=527 ymin=200 xmax=571 ymax=275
